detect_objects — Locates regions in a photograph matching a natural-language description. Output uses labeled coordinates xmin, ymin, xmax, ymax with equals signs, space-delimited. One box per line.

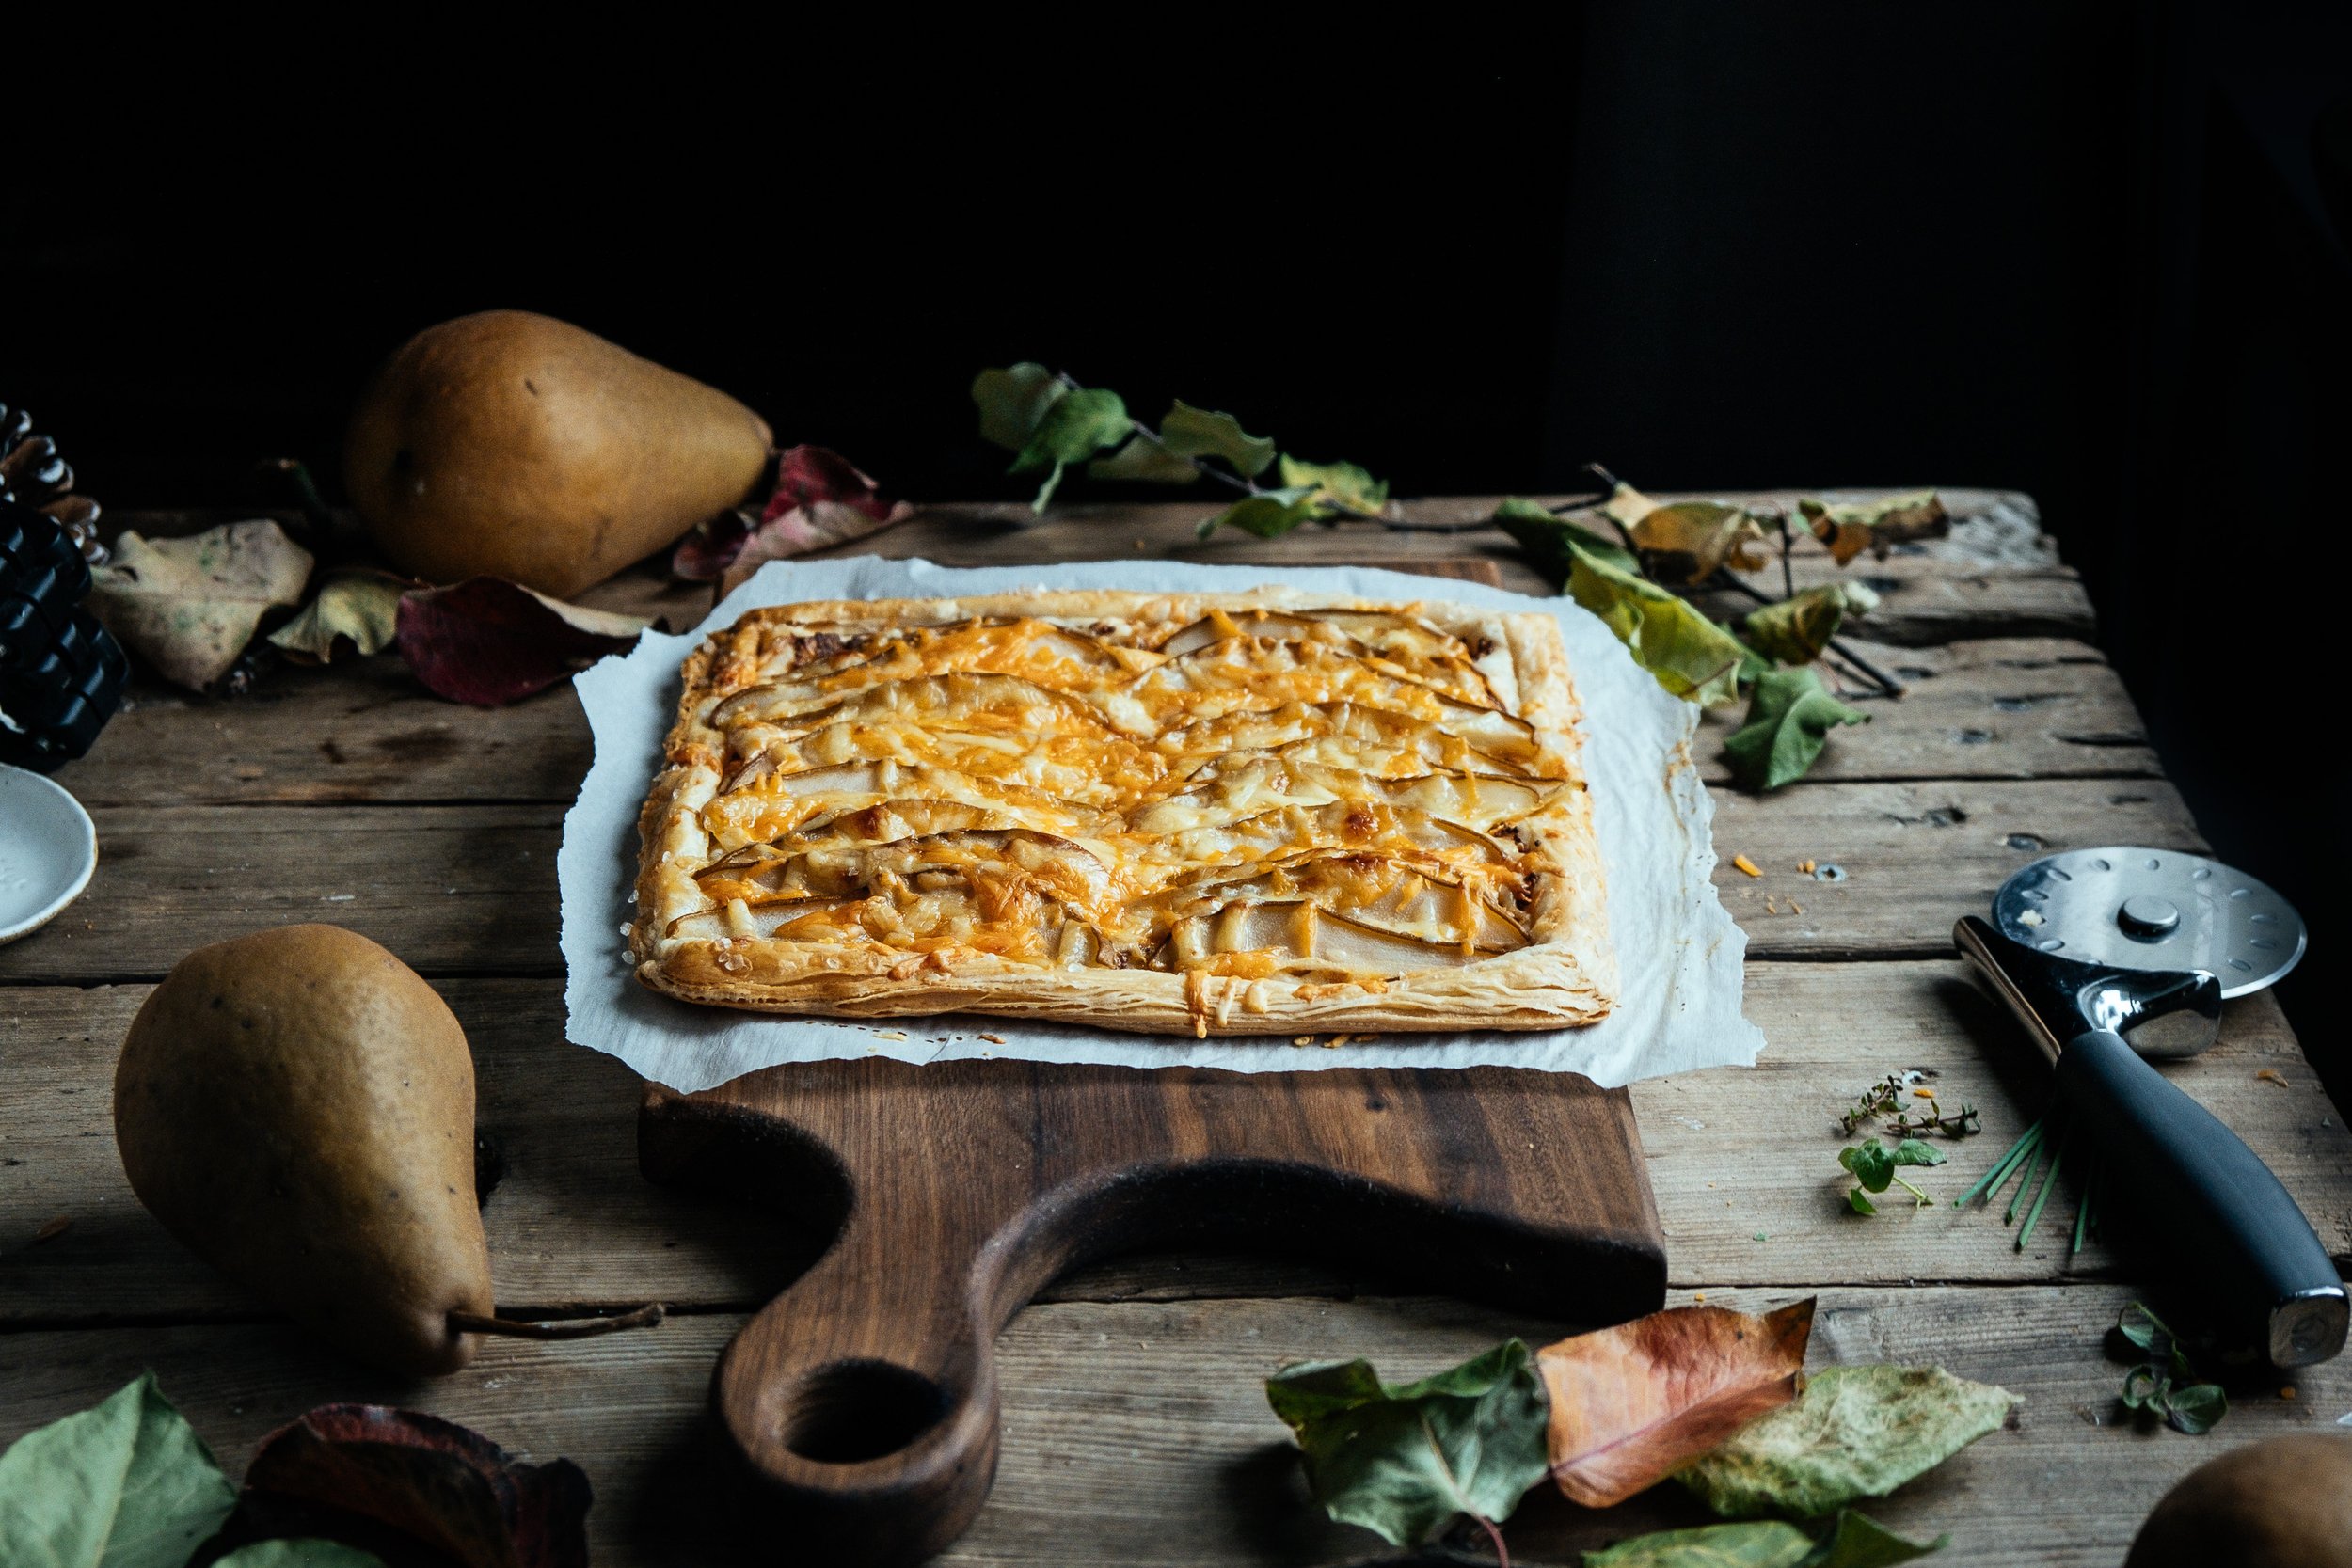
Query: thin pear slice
xmin=1160 ymin=700 xmax=1533 ymax=778
xmin=1134 ymin=754 xmax=1563 ymax=834
xmin=701 ymin=760 xmax=1120 ymax=849
xmin=1167 ymin=900 xmax=1481 ymax=975
xmin=708 ymin=670 xmax=1113 ymax=737
xmin=1167 ymin=853 xmax=1526 ymax=952
xmin=727 ymin=618 xmax=1154 ymax=710
xmin=1137 ymin=802 xmax=1516 ymax=888
xmin=734 ymin=719 xmax=1166 ymax=806
xmin=1157 ymin=608 xmax=1497 ymax=705
xmin=1124 ymin=638 xmax=1534 ymax=760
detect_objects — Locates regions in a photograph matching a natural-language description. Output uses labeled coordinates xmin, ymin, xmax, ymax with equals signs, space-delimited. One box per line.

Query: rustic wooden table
xmin=5 ymin=490 xmax=2347 ymax=1566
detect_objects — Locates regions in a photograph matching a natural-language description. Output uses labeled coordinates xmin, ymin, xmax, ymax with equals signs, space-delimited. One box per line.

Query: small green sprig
xmin=1841 ymin=1138 xmax=1946 ymax=1214
xmin=1838 ymin=1074 xmax=1980 ymax=1140
xmin=2116 ymin=1303 xmax=2229 ymax=1434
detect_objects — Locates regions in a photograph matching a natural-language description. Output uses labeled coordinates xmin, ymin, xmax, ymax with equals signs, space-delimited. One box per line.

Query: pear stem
xmin=449 ymin=1302 xmax=666 ymax=1339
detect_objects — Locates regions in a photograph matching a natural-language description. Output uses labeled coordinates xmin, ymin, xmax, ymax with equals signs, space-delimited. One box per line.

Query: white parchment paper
xmin=560 ymin=556 xmax=1764 ymax=1092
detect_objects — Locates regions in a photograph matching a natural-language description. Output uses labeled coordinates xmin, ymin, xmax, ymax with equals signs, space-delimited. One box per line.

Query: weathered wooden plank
xmin=0 ymin=778 xmax=2201 ymax=984
xmin=51 ymin=634 xmax=2153 ymax=812
xmin=0 ymin=1286 xmax=2338 ymax=1568
xmin=10 ymin=963 xmax=2343 ymax=1322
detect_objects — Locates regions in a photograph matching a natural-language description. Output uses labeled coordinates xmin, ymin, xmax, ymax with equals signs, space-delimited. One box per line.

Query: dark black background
xmin=8 ymin=6 xmax=2348 ymax=1064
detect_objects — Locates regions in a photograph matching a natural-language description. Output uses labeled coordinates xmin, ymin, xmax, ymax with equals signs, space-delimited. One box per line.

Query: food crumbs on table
xmin=1752 ymin=1232 xmax=1767 ymax=1242
xmin=1764 ymin=897 xmax=1779 ymax=914
xmin=1133 ymin=538 xmax=1148 ymax=551
xmin=1292 ymin=1036 xmax=1312 ymax=1046
xmin=33 ymin=1216 xmax=71 ymax=1243
xmin=1733 ymin=854 xmax=1763 ymax=878
xmin=871 ymin=1029 xmax=908 ymax=1041
xmin=1789 ymin=899 xmax=1804 ymax=914
xmin=2257 ymin=1069 xmax=2288 ymax=1085
xmin=1914 ymin=1086 xmax=1937 ymax=1098
xmin=1799 ymin=859 xmax=1817 ymax=874
xmin=1692 ymin=1292 xmax=1707 ymax=1303
xmin=979 ymin=1033 xmax=1007 ymax=1045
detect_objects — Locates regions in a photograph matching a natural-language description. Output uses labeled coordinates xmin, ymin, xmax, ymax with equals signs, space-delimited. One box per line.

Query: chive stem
xmin=2017 ymin=1119 xmax=2071 ymax=1250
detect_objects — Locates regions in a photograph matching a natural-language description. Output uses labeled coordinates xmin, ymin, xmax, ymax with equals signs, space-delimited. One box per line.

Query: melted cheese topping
xmin=674 ymin=610 xmax=1576 ymax=988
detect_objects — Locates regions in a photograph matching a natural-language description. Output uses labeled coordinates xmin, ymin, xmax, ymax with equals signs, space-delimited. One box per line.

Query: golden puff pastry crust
xmin=629 ymin=587 xmax=1615 ymax=1035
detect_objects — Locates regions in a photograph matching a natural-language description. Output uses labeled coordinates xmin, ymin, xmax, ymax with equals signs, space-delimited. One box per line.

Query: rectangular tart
xmin=628 ymin=587 xmax=1615 ymax=1035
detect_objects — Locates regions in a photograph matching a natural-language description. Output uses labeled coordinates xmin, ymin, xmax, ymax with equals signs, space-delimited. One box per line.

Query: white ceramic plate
xmin=0 ymin=764 xmax=98 ymax=945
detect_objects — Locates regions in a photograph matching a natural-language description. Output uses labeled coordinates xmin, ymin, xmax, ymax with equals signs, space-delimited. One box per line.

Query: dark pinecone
xmin=0 ymin=402 xmax=103 ymax=564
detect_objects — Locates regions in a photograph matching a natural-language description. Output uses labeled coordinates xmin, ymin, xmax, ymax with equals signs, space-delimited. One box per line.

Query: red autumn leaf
xmin=1538 ymin=1296 xmax=1816 ymax=1508
xmin=672 ymin=443 xmax=911 ymax=583
xmin=243 ymin=1403 xmax=590 ymax=1568
xmin=394 ymin=578 xmax=649 ymax=706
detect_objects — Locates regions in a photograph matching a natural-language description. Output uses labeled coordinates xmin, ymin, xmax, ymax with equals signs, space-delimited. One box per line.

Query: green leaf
xmin=1009 ymin=388 xmax=1135 ymax=511
xmin=1847 ymin=1189 xmax=1878 ymax=1216
xmin=2118 ymin=1302 xmax=2193 ymax=1378
xmin=1741 ymin=583 xmax=1881 ymax=665
xmin=1801 ymin=1511 xmax=1948 ymax=1567
xmin=1161 ymin=401 xmax=1277 ymax=479
xmin=1582 ymin=1518 xmax=1818 ymax=1567
xmin=1493 ymin=497 xmax=1640 ymax=579
xmin=1568 ymin=549 xmax=1753 ymax=708
xmin=1199 ymin=487 xmax=1320 ymax=540
xmin=1839 ymin=1143 xmax=1896 ymax=1194
xmin=2163 ymin=1381 xmax=2227 ymax=1435
xmin=1890 ymin=1140 xmax=1946 ymax=1168
xmin=1279 ymin=454 xmax=1390 ymax=519
xmin=972 ymin=362 xmax=1065 ymax=451
xmin=1088 ymin=436 xmax=1203 ymax=484
xmin=215 ymin=1543 xmax=389 ymax=1568
xmin=1676 ymin=1365 xmax=2016 ymax=1519
xmin=1724 ymin=667 xmax=1869 ymax=791
xmin=2119 ymin=1365 xmax=2165 ymax=1412
xmin=0 ymin=1371 xmax=237 ymax=1568
xmin=1265 ymin=1338 xmax=1549 ymax=1548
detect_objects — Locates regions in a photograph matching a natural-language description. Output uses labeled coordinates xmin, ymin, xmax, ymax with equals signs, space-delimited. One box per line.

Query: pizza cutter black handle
xmin=2056 ymin=1027 xmax=2348 ymax=1367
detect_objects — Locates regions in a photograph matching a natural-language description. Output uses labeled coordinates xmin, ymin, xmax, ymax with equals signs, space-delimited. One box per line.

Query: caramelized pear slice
xmin=1160 ymin=701 xmax=1533 ymax=778
xmin=1168 ymin=852 xmax=1525 ymax=951
xmin=1125 ymin=638 xmax=1534 ymax=759
xmin=1139 ymin=802 xmax=1515 ymax=886
xmin=738 ymin=617 xmax=1152 ymax=705
xmin=709 ymin=670 xmax=1113 ymax=737
xmin=1168 ymin=900 xmax=1481 ymax=975
xmin=1135 ymin=754 xmax=1563 ymax=834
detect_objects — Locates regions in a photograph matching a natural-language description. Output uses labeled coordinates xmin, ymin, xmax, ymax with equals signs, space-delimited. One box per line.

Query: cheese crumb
xmin=1733 ymin=854 xmax=1763 ymax=878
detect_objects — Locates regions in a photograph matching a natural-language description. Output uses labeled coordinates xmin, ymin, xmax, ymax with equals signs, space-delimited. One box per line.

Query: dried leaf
xmin=1265 ymin=1339 xmax=1549 ymax=1548
xmin=1279 ymin=455 xmax=1390 ymax=519
xmin=1724 ymin=668 xmax=1868 ymax=791
xmin=1599 ymin=480 xmax=1661 ymax=531
xmin=87 ymin=522 xmax=314 ymax=690
xmin=1676 ymin=1365 xmax=2016 ymax=1519
xmin=971 ymin=362 xmax=1065 ymax=451
xmin=1630 ymin=502 xmax=1772 ymax=585
xmin=1009 ymin=388 xmax=1134 ymax=511
xmin=1540 ymin=1299 xmax=1816 ymax=1507
xmin=1799 ymin=493 xmax=1947 ymax=566
xmin=1198 ymin=487 xmax=1321 ymax=541
xmin=244 ymin=1403 xmax=590 ymax=1568
xmin=676 ymin=446 xmax=910 ymax=582
xmin=395 ymin=578 xmax=648 ymax=706
xmin=1581 ymin=1510 xmax=1946 ymax=1568
xmin=0 ymin=1371 xmax=237 ymax=1568
xmin=1160 ymin=401 xmax=1277 ymax=479
xmin=268 ymin=570 xmax=411 ymax=664
xmin=1492 ymin=497 xmax=1640 ymax=579
xmin=1740 ymin=584 xmax=1880 ymax=665
xmin=1568 ymin=550 xmax=1753 ymax=707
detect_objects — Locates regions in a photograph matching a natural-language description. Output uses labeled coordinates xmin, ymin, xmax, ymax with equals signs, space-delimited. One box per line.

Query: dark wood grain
xmin=637 ymin=1060 xmax=1663 ymax=1564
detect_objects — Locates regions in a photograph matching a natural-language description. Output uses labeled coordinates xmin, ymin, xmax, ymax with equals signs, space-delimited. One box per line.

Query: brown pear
xmin=344 ymin=309 xmax=772 ymax=597
xmin=114 ymin=924 xmax=492 ymax=1376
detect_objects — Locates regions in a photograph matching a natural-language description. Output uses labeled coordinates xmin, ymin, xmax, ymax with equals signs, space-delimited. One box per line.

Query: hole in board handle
xmin=785 ymin=1360 xmax=950 ymax=1465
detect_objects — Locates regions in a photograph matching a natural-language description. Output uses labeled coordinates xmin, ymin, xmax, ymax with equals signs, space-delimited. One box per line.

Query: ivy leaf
xmin=2116 ymin=1305 xmax=2226 ymax=1434
xmin=1839 ymin=1143 xmax=1897 ymax=1194
xmin=1279 ymin=454 xmax=1390 ymax=519
xmin=1581 ymin=1511 xmax=1945 ymax=1568
xmin=1539 ymin=1298 xmax=1815 ymax=1508
xmin=215 ymin=1544 xmax=388 ymax=1568
xmin=1890 ymin=1140 xmax=1946 ymax=1169
xmin=1493 ymin=497 xmax=1640 ymax=578
xmin=971 ymin=362 xmax=1065 ymax=451
xmin=267 ymin=569 xmax=411 ymax=664
xmin=1568 ymin=550 xmax=1753 ymax=708
xmin=1198 ymin=487 xmax=1320 ymax=541
xmin=1088 ymin=436 xmax=1202 ymax=484
xmin=0 ymin=1370 xmax=237 ymax=1568
xmin=1009 ymin=388 xmax=1135 ymax=511
xmin=1161 ymin=401 xmax=1277 ymax=479
xmin=1724 ymin=668 xmax=1869 ymax=791
xmin=1741 ymin=583 xmax=1880 ymax=665
xmin=1629 ymin=502 xmax=1773 ymax=586
xmin=1846 ymin=1189 xmax=1878 ymax=1216
xmin=1265 ymin=1339 xmax=1549 ymax=1548
xmin=1799 ymin=493 xmax=1947 ymax=566
xmin=2161 ymin=1381 xmax=2227 ymax=1435
xmin=1676 ymin=1365 xmax=2016 ymax=1519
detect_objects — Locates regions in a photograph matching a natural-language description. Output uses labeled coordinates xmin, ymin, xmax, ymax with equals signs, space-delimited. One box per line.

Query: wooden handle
xmin=712 ymin=1177 xmax=1015 ymax=1566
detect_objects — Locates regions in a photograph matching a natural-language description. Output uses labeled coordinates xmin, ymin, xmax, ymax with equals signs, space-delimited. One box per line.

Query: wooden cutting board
xmin=633 ymin=554 xmax=1659 ymax=1561
xmin=639 ymin=1058 xmax=1662 ymax=1564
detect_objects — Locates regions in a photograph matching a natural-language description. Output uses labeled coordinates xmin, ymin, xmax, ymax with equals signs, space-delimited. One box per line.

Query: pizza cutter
xmin=1954 ymin=847 xmax=2348 ymax=1368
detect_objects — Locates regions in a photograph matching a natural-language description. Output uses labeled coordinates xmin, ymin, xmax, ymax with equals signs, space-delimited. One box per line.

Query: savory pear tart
xmin=629 ymin=588 xmax=1614 ymax=1036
